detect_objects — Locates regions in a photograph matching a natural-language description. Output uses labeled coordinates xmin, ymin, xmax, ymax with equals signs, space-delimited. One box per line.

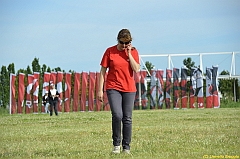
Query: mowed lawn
xmin=0 ymin=108 xmax=239 ymax=159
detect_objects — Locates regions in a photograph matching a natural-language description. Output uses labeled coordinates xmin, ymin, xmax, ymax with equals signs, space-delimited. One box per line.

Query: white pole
xmin=233 ymin=52 xmax=235 ymax=76
xmin=200 ymin=54 xmax=203 ymax=71
xmin=9 ymin=73 xmax=12 ymax=115
xmin=170 ymin=58 xmax=174 ymax=68
xmin=139 ymin=79 xmax=141 ymax=109
xmin=232 ymin=52 xmax=236 ymax=102
xmin=168 ymin=55 xmax=171 ymax=69
xmin=234 ymin=79 xmax=236 ymax=102
xmin=140 ymin=57 xmax=151 ymax=76
xmin=230 ymin=52 xmax=235 ymax=77
xmin=138 ymin=57 xmax=142 ymax=109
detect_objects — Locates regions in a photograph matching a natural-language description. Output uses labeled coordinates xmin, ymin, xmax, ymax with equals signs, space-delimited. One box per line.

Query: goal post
xmin=138 ymin=51 xmax=240 ymax=104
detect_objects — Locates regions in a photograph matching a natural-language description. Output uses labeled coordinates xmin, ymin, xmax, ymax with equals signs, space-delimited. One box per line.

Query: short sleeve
xmin=100 ymin=48 xmax=110 ymax=68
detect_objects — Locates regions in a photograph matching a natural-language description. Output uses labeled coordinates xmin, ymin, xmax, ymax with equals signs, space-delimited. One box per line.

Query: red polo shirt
xmin=100 ymin=45 xmax=140 ymax=92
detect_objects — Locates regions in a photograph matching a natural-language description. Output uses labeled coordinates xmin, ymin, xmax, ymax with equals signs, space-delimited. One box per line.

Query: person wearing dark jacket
xmin=42 ymin=91 xmax=50 ymax=113
xmin=48 ymin=83 xmax=60 ymax=116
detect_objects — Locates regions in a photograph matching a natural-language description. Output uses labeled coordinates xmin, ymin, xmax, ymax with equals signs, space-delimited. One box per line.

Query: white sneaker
xmin=112 ymin=146 xmax=120 ymax=154
xmin=122 ymin=149 xmax=130 ymax=154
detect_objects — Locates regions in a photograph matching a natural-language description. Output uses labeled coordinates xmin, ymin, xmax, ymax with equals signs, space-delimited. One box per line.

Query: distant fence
xmin=9 ymin=65 xmax=230 ymax=114
xmin=10 ymin=71 xmax=110 ymax=114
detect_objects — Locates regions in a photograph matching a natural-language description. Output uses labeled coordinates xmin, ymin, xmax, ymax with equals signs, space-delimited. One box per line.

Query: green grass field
xmin=0 ymin=108 xmax=239 ymax=159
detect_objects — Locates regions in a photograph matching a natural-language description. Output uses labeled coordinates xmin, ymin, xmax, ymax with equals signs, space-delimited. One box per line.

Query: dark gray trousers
xmin=49 ymin=100 xmax=58 ymax=116
xmin=107 ymin=89 xmax=135 ymax=150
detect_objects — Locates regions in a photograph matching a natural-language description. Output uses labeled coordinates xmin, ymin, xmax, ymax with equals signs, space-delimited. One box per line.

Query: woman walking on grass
xmin=97 ymin=28 xmax=140 ymax=154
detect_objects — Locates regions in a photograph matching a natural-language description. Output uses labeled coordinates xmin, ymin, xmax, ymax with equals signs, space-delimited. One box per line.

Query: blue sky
xmin=0 ymin=0 xmax=239 ymax=75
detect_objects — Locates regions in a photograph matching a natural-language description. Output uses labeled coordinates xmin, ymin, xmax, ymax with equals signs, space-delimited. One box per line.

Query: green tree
xmin=7 ymin=63 xmax=15 ymax=75
xmin=143 ymin=61 xmax=154 ymax=75
xmin=182 ymin=57 xmax=198 ymax=94
xmin=41 ymin=64 xmax=47 ymax=73
xmin=235 ymin=79 xmax=239 ymax=102
xmin=31 ymin=58 xmax=41 ymax=111
xmin=5 ymin=63 xmax=16 ymax=108
xmin=70 ymin=70 xmax=75 ymax=100
xmin=32 ymin=57 xmax=41 ymax=72
xmin=218 ymin=70 xmax=234 ymax=100
xmin=26 ymin=65 xmax=32 ymax=75
xmin=0 ymin=68 xmax=2 ymax=107
xmin=47 ymin=67 xmax=51 ymax=72
xmin=0 ymin=66 xmax=9 ymax=108
xmin=183 ymin=57 xmax=196 ymax=76
xmin=40 ymin=64 xmax=48 ymax=100
xmin=53 ymin=67 xmax=61 ymax=72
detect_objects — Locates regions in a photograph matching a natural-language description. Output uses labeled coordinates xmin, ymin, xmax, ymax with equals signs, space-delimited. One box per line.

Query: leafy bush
xmin=220 ymin=99 xmax=240 ymax=108
xmin=0 ymin=107 xmax=9 ymax=115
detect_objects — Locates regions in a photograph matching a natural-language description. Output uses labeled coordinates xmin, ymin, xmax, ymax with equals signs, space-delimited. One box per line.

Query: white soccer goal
xmin=139 ymin=51 xmax=240 ymax=103
xmin=140 ymin=51 xmax=240 ymax=78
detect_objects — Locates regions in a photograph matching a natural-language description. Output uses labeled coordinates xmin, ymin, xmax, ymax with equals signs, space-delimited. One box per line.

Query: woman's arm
xmin=128 ymin=49 xmax=140 ymax=73
xmin=97 ymin=66 xmax=107 ymax=102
